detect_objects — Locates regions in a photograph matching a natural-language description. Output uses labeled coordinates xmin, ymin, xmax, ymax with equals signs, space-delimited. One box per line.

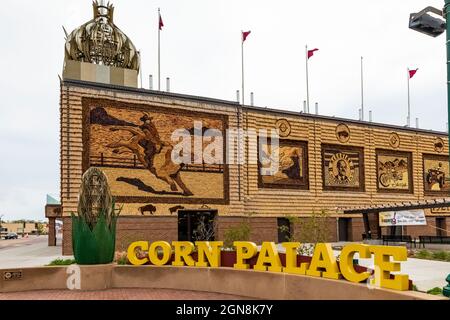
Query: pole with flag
xmin=361 ymin=56 xmax=364 ymax=121
xmin=407 ymin=68 xmax=418 ymax=127
xmin=306 ymin=46 xmax=319 ymax=113
xmin=237 ymin=30 xmax=251 ymax=202
xmin=242 ymin=31 xmax=251 ymax=106
xmin=158 ymin=8 xmax=164 ymax=91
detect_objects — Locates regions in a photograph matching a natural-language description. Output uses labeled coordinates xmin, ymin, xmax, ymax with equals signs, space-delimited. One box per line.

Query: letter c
xmin=127 ymin=241 xmax=149 ymax=266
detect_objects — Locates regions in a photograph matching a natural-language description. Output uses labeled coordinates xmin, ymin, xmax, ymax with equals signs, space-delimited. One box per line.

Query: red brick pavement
xmin=0 ymin=288 xmax=251 ymax=300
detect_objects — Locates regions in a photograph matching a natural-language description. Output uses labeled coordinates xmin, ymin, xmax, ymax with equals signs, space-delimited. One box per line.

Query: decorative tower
xmin=63 ymin=1 xmax=140 ymax=87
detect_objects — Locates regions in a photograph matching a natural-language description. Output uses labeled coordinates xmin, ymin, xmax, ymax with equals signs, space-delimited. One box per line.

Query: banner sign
xmin=379 ymin=210 xmax=426 ymax=226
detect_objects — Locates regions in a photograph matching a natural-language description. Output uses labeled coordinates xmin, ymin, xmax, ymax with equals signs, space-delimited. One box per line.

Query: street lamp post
xmin=409 ymin=3 xmax=449 ymax=163
xmin=445 ymin=1 xmax=450 ymax=165
xmin=409 ymin=3 xmax=450 ymax=298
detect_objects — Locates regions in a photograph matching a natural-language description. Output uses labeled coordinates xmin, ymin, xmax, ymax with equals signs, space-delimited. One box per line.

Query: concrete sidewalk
xmin=0 ymin=236 xmax=72 ymax=269
xmin=271 ymin=242 xmax=449 ymax=292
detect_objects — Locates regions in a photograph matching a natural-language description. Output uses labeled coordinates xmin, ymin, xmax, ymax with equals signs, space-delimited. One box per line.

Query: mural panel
xmin=82 ymin=98 xmax=229 ymax=206
xmin=258 ymin=139 xmax=309 ymax=189
xmin=423 ymin=154 xmax=450 ymax=194
xmin=322 ymin=144 xmax=365 ymax=191
xmin=376 ymin=150 xmax=413 ymax=193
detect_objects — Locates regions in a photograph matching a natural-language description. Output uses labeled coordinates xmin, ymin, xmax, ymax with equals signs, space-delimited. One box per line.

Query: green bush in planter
xmin=72 ymin=168 xmax=121 ymax=265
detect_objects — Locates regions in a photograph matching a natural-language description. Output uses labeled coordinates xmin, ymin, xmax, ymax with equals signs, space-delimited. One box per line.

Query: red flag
xmin=159 ymin=14 xmax=164 ymax=30
xmin=409 ymin=68 xmax=418 ymax=79
xmin=242 ymin=31 xmax=251 ymax=42
xmin=308 ymin=48 xmax=319 ymax=59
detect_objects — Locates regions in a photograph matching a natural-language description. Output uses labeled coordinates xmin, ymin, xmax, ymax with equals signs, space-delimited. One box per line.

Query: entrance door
xmin=390 ymin=226 xmax=403 ymax=236
xmin=436 ymin=218 xmax=446 ymax=236
xmin=178 ymin=210 xmax=218 ymax=242
xmin=338 ymin=218 xmax=351 ymax=241
xmin=277 ymin=218 xmax=291 ymax=243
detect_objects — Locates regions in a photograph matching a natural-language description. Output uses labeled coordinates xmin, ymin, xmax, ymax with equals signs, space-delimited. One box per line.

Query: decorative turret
xmin=63 ymin=1 xmax=140 ymax=87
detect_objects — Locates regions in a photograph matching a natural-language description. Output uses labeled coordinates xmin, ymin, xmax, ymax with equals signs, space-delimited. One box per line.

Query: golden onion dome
xmin=64 ymin=1 xmax=140 ymax=71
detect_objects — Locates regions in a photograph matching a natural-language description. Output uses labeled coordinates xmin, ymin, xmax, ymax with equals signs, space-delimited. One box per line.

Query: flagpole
xmin=407 ymin=68 xmax=411 ymax=127
xmin=158 ymin=8 xmax=161 ymax=91
xmin=361 ymin=56 xmax=364 ymax=121
xmin=242 ymin=32 xmax=245 ymax=106
xmin=238 ymin=31 xmax=244 ymax=201
xmin=305 ymin=45 xmax=310 ymax=113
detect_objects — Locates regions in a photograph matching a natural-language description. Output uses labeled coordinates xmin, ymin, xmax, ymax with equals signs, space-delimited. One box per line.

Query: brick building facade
xmin=59 ymin=80 xmax=450 ymax=255
xmin=58 ymin=2 xmax=449 ymax=255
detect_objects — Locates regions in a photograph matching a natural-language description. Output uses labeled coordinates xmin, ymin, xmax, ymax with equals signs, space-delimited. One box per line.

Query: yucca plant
xmin=72 ymin=168 xmax=121 ymax=265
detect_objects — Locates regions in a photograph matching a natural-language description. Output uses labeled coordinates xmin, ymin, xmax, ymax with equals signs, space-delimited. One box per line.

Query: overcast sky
xmin=0 ymin=0 xmax=448 ymax=221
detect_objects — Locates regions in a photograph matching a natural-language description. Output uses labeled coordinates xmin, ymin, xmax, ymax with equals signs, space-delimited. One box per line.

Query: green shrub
xmin=116 ymin=256 xmax=128 ymax=265
xmin=114 ymin=251 xmax=129 ymax=265
xmin=296 ymin=210 xmax=332 ymax=243
xmin=427 ymin=287 xmax=443 ymax=295
xmin=415 ymin=250 xmax=431 ymax=259
xmin=224 ymin=222 xmax=251 ymax=249
xmin=445 ymin=252 xmax=450 ymax=262
xmin=431 ymin=251 xmax=448 ymax=261
xmin=47 ymin=258 xmax=76 ymax=266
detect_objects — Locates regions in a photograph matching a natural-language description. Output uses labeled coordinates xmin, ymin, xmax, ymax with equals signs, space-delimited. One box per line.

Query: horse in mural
xmin=106 ymin=113 xmax=194 ymax=196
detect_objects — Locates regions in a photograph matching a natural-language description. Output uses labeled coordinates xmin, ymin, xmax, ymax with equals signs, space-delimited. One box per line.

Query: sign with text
xmin=3 ymin=271 xmax=23 ymax=281
xmin=127 ymin=241 xmax=411 ymax=291
xmin=379 ymin=210 xmax=426 ymax=226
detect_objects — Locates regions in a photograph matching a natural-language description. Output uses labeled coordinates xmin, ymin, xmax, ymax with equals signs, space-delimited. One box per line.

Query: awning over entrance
xmin=339 ymin=198 xmax=450 ymax=240
xmin=340 ymin=198 xmax=450 ymax=215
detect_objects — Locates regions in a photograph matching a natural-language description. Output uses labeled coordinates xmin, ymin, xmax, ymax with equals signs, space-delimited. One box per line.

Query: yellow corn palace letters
xmin=127 ymin=241 xmax=410 ymax=291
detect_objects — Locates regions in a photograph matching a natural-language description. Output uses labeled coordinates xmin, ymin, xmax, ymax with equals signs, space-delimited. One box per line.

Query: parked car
xmin=4 ymin=232 xmax=18 ymax=240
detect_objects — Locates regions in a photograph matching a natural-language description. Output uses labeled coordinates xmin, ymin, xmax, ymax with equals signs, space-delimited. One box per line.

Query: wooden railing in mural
xmin=90 ymin=154 xmax=224 ymax=173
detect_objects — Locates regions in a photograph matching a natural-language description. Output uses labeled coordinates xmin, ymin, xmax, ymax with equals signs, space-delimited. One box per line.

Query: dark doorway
xmin=436 ymin=218 xmax=446 ymax=236
xmin=178 ymin=210 xmax=218 ymax=242
xmin=338 ymin=218 xmax=351 ymax=241
xmin=277 ymin=218 xmax=291 ymax=243
xmin=389 ymin=225 xmax=403 ymax=236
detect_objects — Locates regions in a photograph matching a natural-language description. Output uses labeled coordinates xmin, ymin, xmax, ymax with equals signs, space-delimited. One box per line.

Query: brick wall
xmin=48 ymin=218 xmax=56 ymax=246
xmin=350 ymin=218 xmax=366 ymax=241
xmin=404 ymin=217 xmax=442 ymax=238
xmin=115 ymin=217 xmax=178 ymax=252
xmin=217 ymin=217 xmax=278 ymax=244
xmin=62 ymin=218 xmax=72 ymax=255
xmin=63 ymin=216 xmax=178 ymax=255
xmin=291 ymin=217 xmax=338 ymax=243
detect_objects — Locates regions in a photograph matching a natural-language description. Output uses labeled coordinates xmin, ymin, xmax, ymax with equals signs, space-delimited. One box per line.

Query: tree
xmin=223 ymin=213 xmax=253 ymax=249
xmin=296 ymin=210 xmax=332 ymax=244
xmin=36 ymin=223 xmax=46 ymax=235
xmin=278 ymin=210 xmax=332 ymax=256
xmin=192 ymin=215 xmax=218 ymax=241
